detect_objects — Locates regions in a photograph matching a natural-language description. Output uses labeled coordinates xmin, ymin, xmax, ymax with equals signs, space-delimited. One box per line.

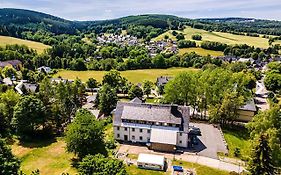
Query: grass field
xmin=127 ymin=166 xmax=166 ymax=175
xmin=178 ymin=47 xmax=224 ymax=56
xmin=54 ymin=68 xmax=197 ymax=84
xmin=173 ymin=160 xmax=229 ymax=175
xmin=154 ymin=27 xmax=272 ymax=49
xmin=222 ymin=127 xmax=251 ymax=160
xmin=273 ymin=40 xmax=281 ymax=45
xmin=11 ymin=138 xmax=77 ymax=175
xmin=0 ymin=35 xmax=50 ymax=53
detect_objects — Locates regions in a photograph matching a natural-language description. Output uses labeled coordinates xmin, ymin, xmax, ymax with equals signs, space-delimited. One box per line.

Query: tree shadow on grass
xmin=71 ymin=157 xmax=80 ymax=169
xmin=19 ymin=137 xmax=57 ymax=148
xmin=222 ymin=125 xmax=250 ymax=141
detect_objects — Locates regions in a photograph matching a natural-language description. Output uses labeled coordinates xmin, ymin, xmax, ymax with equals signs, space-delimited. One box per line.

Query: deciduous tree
xmin=128 ymin=84 xmax=143 ymax=100
xmin=78 ymin=154 xmax=127 ymax=175
xmin=98 ymin=84 xmax=118 ymax=116
xmin=0 ymin=139 xmax=20 ymax=175
xmin=65 ymin=109 xmax=106 ymax=159
xmin=12 ymin=96 xmax=47 ymax=138
xmin=143 ymin=80 xmax=153 ymax=97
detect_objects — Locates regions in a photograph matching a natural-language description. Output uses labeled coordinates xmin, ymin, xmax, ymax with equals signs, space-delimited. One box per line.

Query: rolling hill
xmin=1 ymin=8 xmax=281 ymax=36
xmin=0 ymin=8 xmax=77 ymax=35
xmin=0 ymin=35 xmax=50 ymax=53
xmin=154 ymin=27 xmax=272 ymax=48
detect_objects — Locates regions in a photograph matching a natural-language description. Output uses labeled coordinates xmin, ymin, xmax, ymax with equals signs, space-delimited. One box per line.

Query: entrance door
xmin=124 ymin=135 xmax=128 ymax=141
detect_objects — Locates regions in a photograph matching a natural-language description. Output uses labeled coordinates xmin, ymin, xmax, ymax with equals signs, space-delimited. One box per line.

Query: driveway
xmin=189 ymin=122 xmax=228 ymax=159
xmin=118 ymin=144 xmax=245 ymax=173
xmin=255 ymin=78 xmax=269 ymax=111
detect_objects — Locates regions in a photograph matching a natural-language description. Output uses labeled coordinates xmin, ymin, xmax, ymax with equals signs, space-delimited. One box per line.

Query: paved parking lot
xmin=190 ymin=122 xmax=228 ymax=159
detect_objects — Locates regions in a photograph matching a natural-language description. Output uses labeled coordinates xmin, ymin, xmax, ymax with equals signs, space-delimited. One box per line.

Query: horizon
xmin=1 ymin=0 xmax=281 ymax=21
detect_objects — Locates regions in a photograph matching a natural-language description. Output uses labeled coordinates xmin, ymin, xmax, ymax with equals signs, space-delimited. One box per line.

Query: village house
xmin=50 ymin=78 xmax=74 ymax=84
xmin=237 ymin=99 xmax=257 ymax=122
xmin=38 ymin=66 xmax=52 ymax=73
xmin=0 ymin=60 xmax=22 ymax=70
xmin=156 ymin=76 xmax=173 ymax=88
xmin=15 ymin=80 xmax=39 ymax=94
xmin=113 ymin=100 xmax=190 ymax=152
xmin=3 ymin=77 xmax=13 ymax=86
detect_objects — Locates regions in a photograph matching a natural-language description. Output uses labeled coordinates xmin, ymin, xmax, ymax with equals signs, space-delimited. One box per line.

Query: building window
xmin=117 ymin=134 xmax=120 ymax=138
xmin=147 ymin=130 xmax=150 ymax=133
xmin=117 ymin=127 xmax=120 ymax=130
xmin=140 ymin=129 xmax=143 ymax=133
xmin=180 ymin=133 xmax=182 ymax=136
xmin=132 ymin=128 xmax=135 ymax=132
xmin=140 ymin=136 xmax=143 ymax=140
xmin=179 ymin=140 xmax=182 ymax=144
xmin=124 ymin=127 xmax=127 ymax=131
xmin=147 ymin=138 xmax=150 ymax=142
xmin=132 ymin=135 xmax=135 ymax=140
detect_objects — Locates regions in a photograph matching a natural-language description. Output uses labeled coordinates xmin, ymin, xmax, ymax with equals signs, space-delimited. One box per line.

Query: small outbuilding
xmin=137 ymin=153 xmax=165 ymax=171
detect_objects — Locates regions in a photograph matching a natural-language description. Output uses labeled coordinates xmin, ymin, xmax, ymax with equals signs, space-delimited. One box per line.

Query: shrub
xmin=192 ymin=34 xmax=202 ymax=40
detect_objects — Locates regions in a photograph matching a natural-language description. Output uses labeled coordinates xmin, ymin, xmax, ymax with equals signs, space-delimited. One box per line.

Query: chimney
xmin=181 ymin=106 xmax=190 ymax=132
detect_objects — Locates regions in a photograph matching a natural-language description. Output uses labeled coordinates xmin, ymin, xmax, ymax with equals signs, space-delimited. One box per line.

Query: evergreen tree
xmin=248 ymin=134 xmax=276 ymax=175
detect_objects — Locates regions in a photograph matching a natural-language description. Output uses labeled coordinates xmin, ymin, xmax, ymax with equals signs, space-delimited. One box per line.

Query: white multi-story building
xmin=113 ymin=98 xmax=190 ymax=152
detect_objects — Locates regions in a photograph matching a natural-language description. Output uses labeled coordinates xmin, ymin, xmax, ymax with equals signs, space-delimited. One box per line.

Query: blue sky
xmin=1 ymin=0 xmax=281 ymax=21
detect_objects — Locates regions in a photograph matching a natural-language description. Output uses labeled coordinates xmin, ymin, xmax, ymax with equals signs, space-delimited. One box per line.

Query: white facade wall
xmin=114 ymin=124 xmax=189 ymax=148
xmin=130 ymin=127 xmax=151 ymax=143
xmin=176 ymin=132 xmax=188 ymax=148
xmin=114 ymin=125 xmax=151 ymax=143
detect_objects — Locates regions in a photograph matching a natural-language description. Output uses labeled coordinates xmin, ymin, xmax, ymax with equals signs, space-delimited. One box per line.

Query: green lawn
xmin=54 ymin=68 xmax=197 ymax=84
xmin=127 ymin=165 xmax=166 ymax=175
xmin=10 ymin=135 xmax=235 ymax=175
xmin=178 ymin=47 xmax=224 ymax=57
xmin=154 ymin=27 xmax=273 ymax=49
xmin=127 ymin=160 xmax=230 ymax=175
xmin=11 ymin=138 xmax=77 ymax=175
xmin=0 ymin=35 xmax=50 ymax=53
xmin=222 ymin=127 xmax=251 ymax=161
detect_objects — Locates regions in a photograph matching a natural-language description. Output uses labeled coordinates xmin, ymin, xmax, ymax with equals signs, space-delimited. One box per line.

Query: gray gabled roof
xmin=156 ymin=76 xmax=173 ymax=87
xmin=239 ymin=99 xmax=257 ymax=112
xmin=23 ymin=83 xmax=39 ymax=93
xmin=130 ymin=97 xmax=142 ymax=103
xmin=114 ymin=102 xmax=190 ymax=130
xmin=0 ymin=60 xmax=22 ymax=67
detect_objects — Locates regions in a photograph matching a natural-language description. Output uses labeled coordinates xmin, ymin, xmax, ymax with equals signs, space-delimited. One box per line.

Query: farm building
xmin=137 ymin=153 xmax=165 ymax=171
